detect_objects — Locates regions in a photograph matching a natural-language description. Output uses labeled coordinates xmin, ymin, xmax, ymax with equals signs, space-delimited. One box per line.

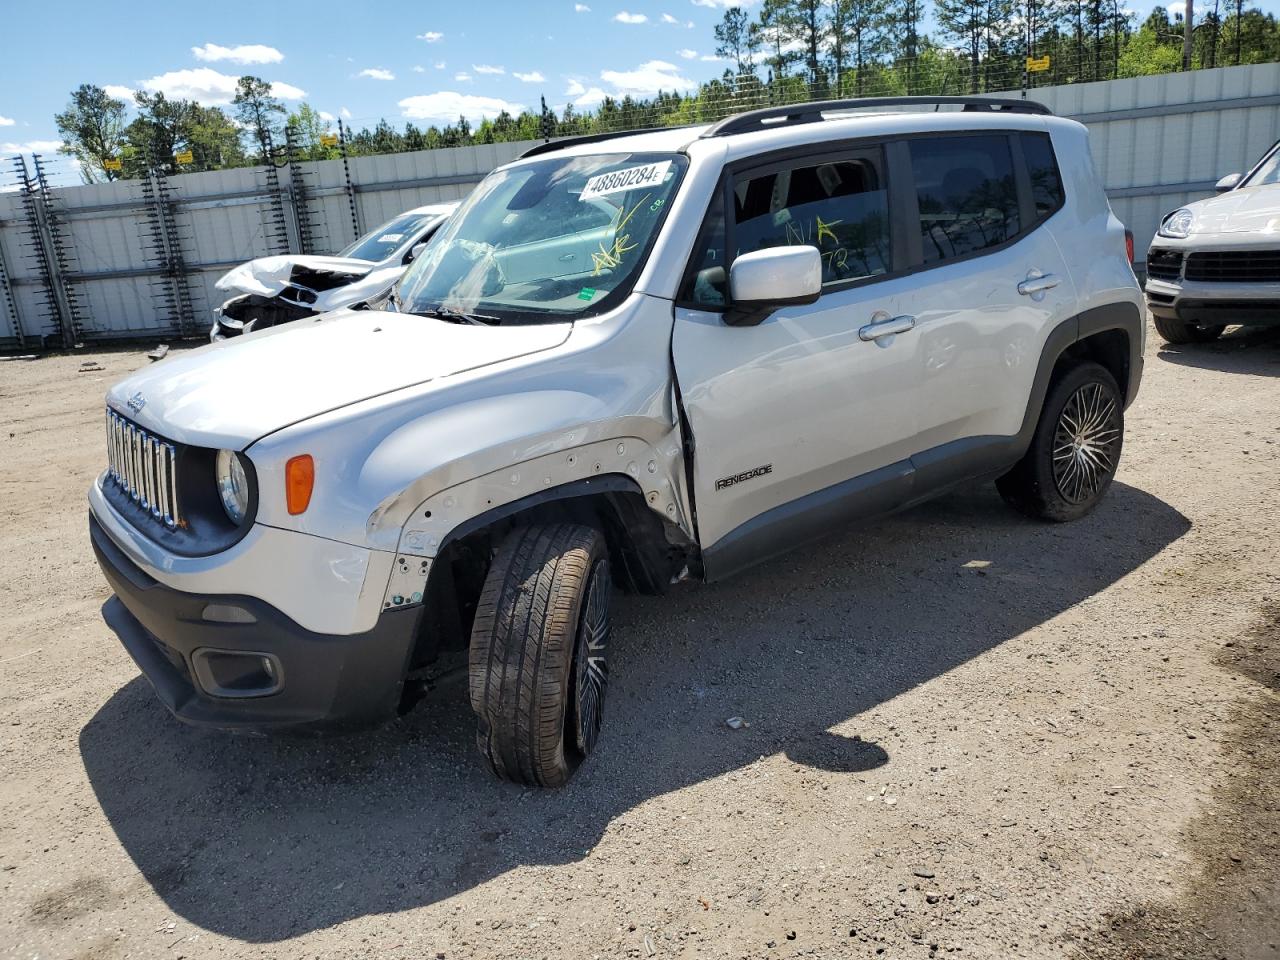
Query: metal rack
xmin=138 ymin=160 xmax=198 ymax=337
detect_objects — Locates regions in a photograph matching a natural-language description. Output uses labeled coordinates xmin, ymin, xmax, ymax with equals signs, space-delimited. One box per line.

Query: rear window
xmin=910 ymin=135 xmax=1020 ymax=265
xmin=1021 ymin=132 xmax=1065 ymax=220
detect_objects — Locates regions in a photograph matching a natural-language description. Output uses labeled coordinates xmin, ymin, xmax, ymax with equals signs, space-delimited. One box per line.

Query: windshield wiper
xmin=414 ymin=307 xmax=502 ymax=326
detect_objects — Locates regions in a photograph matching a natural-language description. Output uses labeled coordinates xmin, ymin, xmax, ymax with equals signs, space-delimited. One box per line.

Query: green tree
xmin=777 ymin=0 xmax=827 ymax=89
xmin=715 ymin=7 xmax=760 ymax=77
xmin=124 ymin=91 xmax=196 ymax=175
xmin=188 ymin=104 xmax=246 ymax=170
xmin=232 ymin=75 xmax=286 ymax=162
xmin=752 ymin=0 xmax=803 ymax=80
xmin=286 ymin=103 xmax=334 ymax=159
xmin=54 ymin=84 xmax=129 ymax=183
xmin=937 ymin=0 xmax=1010 ymax=91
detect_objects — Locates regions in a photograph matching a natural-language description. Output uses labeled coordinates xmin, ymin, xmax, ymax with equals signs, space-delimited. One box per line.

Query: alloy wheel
xmin=1052 ymin=381 xmax=1121 ymax=504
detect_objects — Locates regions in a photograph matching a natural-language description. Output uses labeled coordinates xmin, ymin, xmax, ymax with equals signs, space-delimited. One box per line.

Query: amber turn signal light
xmin=285 ymin=455 xmax=314 ymax=515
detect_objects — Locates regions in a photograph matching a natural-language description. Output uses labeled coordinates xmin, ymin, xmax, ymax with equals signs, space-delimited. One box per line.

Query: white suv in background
xmin=1145 ymin=138 xmax=1280 ymax=343
xmin=90 ymin=97 xmax=1143 ymax=786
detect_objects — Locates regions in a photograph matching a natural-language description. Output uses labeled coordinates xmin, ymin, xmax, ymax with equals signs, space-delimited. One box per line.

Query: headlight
xmin=1159 ymin=208 xmax=1194 ymax=239
xmin=215 ymin=450 xmax=250 ymax=524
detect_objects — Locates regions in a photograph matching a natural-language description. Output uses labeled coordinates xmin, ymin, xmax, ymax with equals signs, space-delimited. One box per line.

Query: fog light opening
xmin=192 ymin=649 xmax=283 ymax=699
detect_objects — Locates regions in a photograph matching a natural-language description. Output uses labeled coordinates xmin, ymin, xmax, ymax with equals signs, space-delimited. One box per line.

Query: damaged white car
xmin=210 ymin=202 xmax=458 ymax=340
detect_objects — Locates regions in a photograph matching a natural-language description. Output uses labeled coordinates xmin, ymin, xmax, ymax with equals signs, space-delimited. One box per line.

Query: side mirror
xmin=725 ymin=246 xmax=823 ymax=327
xmin=405 ymin=241 xmax=428 ymax=264
xmin=1215 ymin=172 xmax=1242 ymax=193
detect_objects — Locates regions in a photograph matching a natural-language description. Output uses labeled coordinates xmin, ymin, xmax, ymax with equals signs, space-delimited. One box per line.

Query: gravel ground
xmin=1 ymin=322 xmax=1277 ymax=960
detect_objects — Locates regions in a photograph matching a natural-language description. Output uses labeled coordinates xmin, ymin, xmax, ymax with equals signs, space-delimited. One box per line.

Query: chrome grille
xmin=105 ymin=409 xmax=181 ymax=528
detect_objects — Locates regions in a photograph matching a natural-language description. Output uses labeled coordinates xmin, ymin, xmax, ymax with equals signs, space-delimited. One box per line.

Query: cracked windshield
xmin=397 ymin=153 xmax=687 ymax=323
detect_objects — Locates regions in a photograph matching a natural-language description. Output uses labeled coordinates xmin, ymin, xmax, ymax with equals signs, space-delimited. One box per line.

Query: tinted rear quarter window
xmin=910 ymin=135 xmax=1020 ymax=265
xmin=1021 ymin=132 xmax=1066 ymax=219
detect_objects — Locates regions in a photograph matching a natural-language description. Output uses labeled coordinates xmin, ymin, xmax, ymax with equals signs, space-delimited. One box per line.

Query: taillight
xmin=1124 ymin=229 xmax=1135 ymax=264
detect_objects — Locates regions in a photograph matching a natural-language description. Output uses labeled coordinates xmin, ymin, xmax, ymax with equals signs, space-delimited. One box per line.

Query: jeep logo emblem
xmin=126 ymin=392 xmax=146 ymax=414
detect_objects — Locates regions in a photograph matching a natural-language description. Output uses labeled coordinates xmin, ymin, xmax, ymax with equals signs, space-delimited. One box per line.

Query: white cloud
xmin=700 ymin=53 xmax=725 ymax=61
xmin=691 ymin=0 xmax=756 ymax=7
xmin=0 ymin=115 xmax=15 ymax=126
xmin=139 ymin=68 xmax=304 ymax=104
xmin=358 ymin=67 xmax=396 ymax=80
xmin=574 ymin=3 xmax=591 ymax=10
xmin=103 ymin=85 xmax=135 ymax=101
xmin=416 ymin=30 xmax=444 ymax=42
xmin=341 ymin=107 xmax=352 ymax=118
xmin=455 ymin=72 xmax=472 ymax=82
xmin=573 ymin=86 xmax=608 ymax=108
xmin=319 ymin=110 xmax=335 ymax=122
xmin=412 ymin=64 xmax=426 ymax=73
xmin=677 ymin=48 xmax=698 ymax=59
xmin=600 ymin=59 xmax=694 ymax=96
xmin=565 ymin=79 xmax=586 ymax=95
xmin=399 ymin=91 xmax=527 ymax=123
xmin=270 ymin=81 xmax=307 ymax=99
xmin=434 ymin=61 xmax=446 ymax=70
xmin=191 ymin=42 xmax=284 ymax=65
xmin=473 ymin=64 xmax=505 ymax=75
xmin=514 ymin=70 xmax=546 ymax=83
xmin=614 ymin=11 xmax=648 ymax=23
xmin=1 ymin=139 xmax=63 ymax=154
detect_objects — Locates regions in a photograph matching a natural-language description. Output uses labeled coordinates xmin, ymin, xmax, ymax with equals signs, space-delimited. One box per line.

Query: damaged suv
xmin=210 ymin=203 xmax=457 ymax=340
xmin=91 ymin=97 xmax=1142 ymax=786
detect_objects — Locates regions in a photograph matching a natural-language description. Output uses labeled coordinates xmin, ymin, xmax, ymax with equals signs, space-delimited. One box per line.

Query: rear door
xmin=896 ymin=130 xmax=1077 ymax=488
xmin=672 ymin=144 xmax=923 ymax=577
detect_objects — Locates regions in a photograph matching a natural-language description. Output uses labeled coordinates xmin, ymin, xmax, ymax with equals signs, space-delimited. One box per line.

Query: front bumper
xmin=92 ymin=515 xmax=421 ymax=731
xmin=1144 ymin=245 xmax=1280 ymax=326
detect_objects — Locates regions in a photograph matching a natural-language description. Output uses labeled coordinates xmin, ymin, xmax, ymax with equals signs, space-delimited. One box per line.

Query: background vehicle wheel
xmin=468 ymin=523 xmax=611 ymax=787
xmin=1153 ymin=314 xmax=1225 ymax=344
xmin=997 ymin=361 xmax=1124 ymax=522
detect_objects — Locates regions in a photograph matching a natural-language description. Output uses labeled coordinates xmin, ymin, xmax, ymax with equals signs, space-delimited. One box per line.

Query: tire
xmin=1152 ymin=314 xmax=1225 ymax=344
xmin=997 ymin=361 xmax=1124 ymax=522
xmin=468 ymin=523 xmax=612 ymax=787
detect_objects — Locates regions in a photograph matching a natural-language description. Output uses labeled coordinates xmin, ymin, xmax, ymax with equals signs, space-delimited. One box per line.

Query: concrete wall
xmin=2 ymin=61 xmax=1278 ymax=348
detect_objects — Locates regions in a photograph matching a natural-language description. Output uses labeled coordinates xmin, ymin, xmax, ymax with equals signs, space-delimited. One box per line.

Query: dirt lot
xmin=1 ymin=323 xmax=1278 ymax=960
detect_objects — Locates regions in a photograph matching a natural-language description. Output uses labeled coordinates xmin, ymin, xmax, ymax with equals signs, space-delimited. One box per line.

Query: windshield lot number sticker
xmin=580 ymin=162 xmax=671 ymax=201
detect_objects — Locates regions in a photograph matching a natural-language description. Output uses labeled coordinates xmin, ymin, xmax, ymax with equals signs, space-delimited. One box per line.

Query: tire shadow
xmin=1155 ymin=323 xmax=1280 ymax=376
xmin=78 ymin=479 xmax=1189 ymax=942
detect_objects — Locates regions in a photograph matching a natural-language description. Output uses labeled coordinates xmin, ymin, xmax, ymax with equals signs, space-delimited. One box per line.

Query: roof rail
xmin=701 ymin=96 xmax=1052 ymax=138
xmin=519 ymin=125 xmax=700 ymax=159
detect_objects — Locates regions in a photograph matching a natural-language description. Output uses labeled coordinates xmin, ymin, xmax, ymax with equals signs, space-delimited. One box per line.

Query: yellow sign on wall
xmin=175 ymin=149 xmax=194 ymax=165
xmin=1026 ymin=56 xmax=1051 ymax=73
xmin=320 ymin=133 xmax=339 ymax=147
xmin=103 ymin=158 xmax=123 ymax=171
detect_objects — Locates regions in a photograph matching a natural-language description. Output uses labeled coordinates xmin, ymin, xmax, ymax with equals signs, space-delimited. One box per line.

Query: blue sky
xmin=3 ymin=0 xmax=1277 ymax=185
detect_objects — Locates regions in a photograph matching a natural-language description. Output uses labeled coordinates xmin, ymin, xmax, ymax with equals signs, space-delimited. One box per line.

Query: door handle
xmin=1017 ymin=274 xmax=1060 ymax=296
xmin=858 ymin=314 xmax=916 ymax=342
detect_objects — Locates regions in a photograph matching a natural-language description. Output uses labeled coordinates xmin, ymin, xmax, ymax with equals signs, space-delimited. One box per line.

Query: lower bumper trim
xmin=92 ymin=515 xmax=422 ymax=732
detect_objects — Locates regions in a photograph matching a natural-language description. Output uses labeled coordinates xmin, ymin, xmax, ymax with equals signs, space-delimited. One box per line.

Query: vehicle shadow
xmin=79 ymin=480 xmax=1189 ymax=943
xmin=1155 ymin=324 xmax=1280 ymax=375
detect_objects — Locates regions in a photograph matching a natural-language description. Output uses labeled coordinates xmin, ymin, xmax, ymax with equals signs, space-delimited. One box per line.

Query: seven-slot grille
xmin=1184 ymin=250 xmax=1280 ymax=283
xmin=105 ymin=409 xmax=181 ymax=527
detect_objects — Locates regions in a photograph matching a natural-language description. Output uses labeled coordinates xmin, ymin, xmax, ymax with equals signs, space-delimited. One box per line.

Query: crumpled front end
xmin=211 ymin=256 xmax=375 ymax=340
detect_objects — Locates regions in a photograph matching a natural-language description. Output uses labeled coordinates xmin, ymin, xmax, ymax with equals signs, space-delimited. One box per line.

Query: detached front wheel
xmin=468 ymin=523 xmax=611 ymax=787
xmin=997 ymin=361 xmax=1124 ymax=522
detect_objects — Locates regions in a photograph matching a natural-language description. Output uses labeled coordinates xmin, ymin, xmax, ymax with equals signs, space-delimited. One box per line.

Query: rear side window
xmin=681 ymin=150 xmax=891 ymax=307
xmin=1021 ymin=132 xmax=1065 ymax=220
xmin=910 ymin=135 xmax=1020 ymax=265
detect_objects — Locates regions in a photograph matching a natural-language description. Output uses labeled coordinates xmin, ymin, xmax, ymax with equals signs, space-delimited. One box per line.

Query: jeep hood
xmin=107 ymin=311 xmax=572 ymax=449
xmin=1185 ymin=185 xmax=1280 ymax=235
xmin=215 ymin=255 xmax=375 ymax=297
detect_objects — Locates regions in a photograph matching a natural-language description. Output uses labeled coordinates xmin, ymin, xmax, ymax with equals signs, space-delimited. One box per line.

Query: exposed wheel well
xmin=1054 ymin=327 xmax=1130 ymax=398
xmin=407 ymin=485 xmax=696 ymax=670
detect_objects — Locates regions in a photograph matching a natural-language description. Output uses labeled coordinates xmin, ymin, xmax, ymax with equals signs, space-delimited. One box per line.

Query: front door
xmin=672 ymin=146 xmax=922 ymax=579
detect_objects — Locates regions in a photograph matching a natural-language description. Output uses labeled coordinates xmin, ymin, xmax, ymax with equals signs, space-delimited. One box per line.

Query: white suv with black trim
xmin=90 ymin=97 xmax=1143 ymax=786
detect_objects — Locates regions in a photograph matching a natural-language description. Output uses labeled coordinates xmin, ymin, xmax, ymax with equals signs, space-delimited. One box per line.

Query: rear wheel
xmin=997 ymin=361 xmax=1124 ymax=522
xmin=1153 ymin=314 xmax=1225 ymax=344
xmin=468 ymin=523 xmax=611 ymax=787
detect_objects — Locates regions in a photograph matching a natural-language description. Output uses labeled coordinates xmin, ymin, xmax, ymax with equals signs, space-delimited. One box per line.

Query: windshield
xmin=339 ymin=212 xmax=441 ymax=262
xmin=396 ymin=152 xmax=687 ymax=324
xmin=1242 ymin=142 xmax=1280 ymax=188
